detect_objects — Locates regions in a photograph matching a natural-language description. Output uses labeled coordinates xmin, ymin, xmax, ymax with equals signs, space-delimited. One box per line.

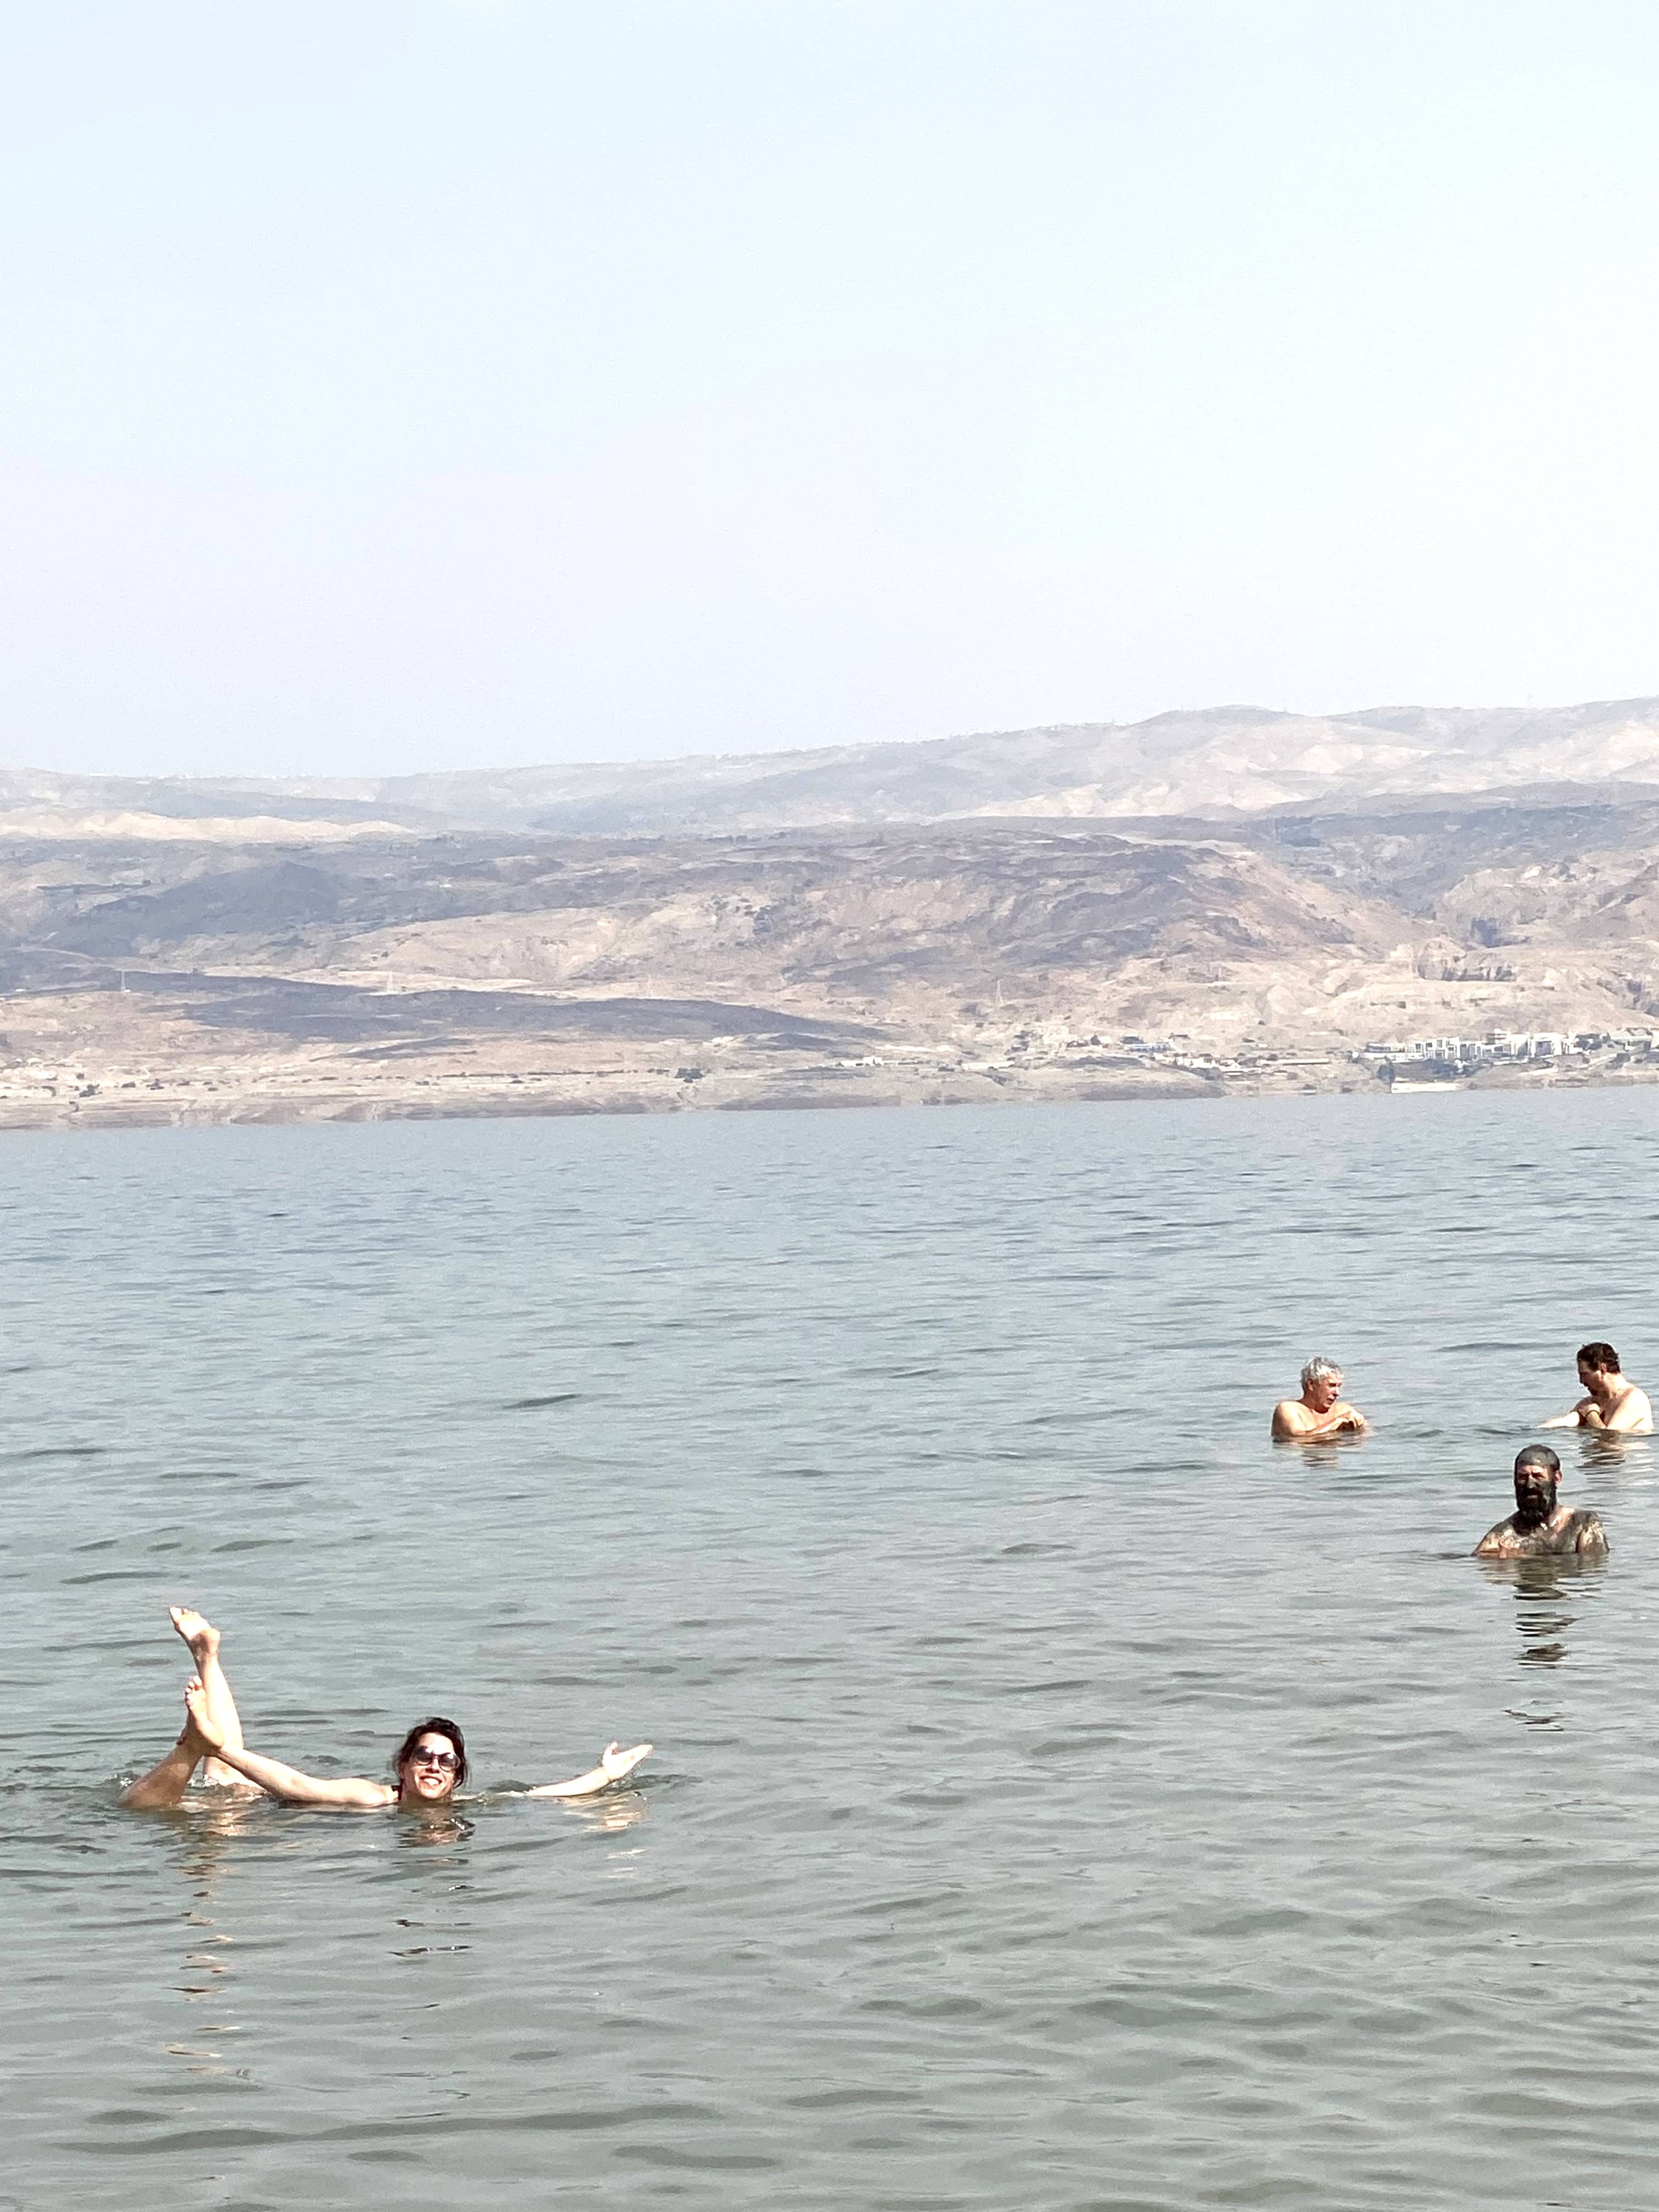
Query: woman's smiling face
xmin=400 ymin=1733 xmax=461 ymax=1802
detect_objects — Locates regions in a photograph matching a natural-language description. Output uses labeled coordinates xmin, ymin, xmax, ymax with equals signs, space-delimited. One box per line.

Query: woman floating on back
xmin=120 ymin=1607 xmax=650 ymax=1811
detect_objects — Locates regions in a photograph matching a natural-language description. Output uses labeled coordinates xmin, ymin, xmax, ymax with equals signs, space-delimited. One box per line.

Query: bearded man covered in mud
xmin=1474 ymin=1445 xmax=1609 ymax=1559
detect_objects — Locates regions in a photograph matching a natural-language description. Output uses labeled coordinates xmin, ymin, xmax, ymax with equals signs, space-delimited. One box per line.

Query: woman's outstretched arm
xmin=524 ymin=1741 xmax=653 ymax=1798
xmin=183 ymin=1678 xmax=393 ymax=1809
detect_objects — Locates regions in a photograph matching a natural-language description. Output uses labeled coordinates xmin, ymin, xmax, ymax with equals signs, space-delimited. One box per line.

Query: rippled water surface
xmin=9 ymin=1091 xmax=1659 ymax=2210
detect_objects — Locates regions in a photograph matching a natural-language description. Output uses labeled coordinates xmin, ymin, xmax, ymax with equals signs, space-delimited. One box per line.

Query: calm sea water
xmin=7 ymin=1091 xmax=1659 ymax=2211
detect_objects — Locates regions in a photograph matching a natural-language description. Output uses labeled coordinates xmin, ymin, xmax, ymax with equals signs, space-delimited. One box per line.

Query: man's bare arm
xmin=183 ymin=1679 xmax=392 ymax=1809
xmin=523 ymin=1742 xmax=652 ymax=1798
xmin=1541 ymin=1397 xmax=1594 ymax=1430
xmin=1272 ymin=1401 xmax=1366 ymax=1440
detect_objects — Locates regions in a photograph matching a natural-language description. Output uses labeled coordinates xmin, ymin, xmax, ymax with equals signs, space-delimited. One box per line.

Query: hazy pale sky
xmin=4 ymin=2 xmax=1657 ymax=777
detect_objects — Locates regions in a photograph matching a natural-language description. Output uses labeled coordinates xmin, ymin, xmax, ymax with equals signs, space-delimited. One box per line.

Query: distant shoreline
xmin=4 ymin=1056 xmax=1654 ymax=1136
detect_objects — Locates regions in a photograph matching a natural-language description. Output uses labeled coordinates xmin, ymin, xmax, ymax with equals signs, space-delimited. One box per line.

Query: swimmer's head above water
xmin=393 ymin=1717 xmax=469 ymax=1803
xmin=1272 ymin=1358 xmax=1367 ymax=1439
xmin=1512 ymin=1444 xmax=1561 ymax=1530
xmin=1541 ymin=1343 xmax=1653 ymax=1434
xmin=1299 ymin=1357 xmax=1344 ymax=1409
xmin=1474 ymin=1444 xmax=1606 ymax=1558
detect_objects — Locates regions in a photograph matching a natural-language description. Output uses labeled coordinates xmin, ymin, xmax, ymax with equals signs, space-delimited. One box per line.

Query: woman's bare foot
xmin=179 ymin=1691 xmax=215 ymax=1759
xmin=169 ymin=1606 xmax=221 ymax=1668
xmin=183 ymin=1675 xmax=228 ymax=1754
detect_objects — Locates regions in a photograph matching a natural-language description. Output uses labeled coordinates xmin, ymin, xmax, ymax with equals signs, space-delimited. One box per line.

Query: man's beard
xmin=1514 ymin=1483 xmax=1557 ymax=1530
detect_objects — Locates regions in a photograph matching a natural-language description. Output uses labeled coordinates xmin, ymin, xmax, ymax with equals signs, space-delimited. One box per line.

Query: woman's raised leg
xmin=168 ymin=1608 xmax=264 ymax=1793
xmin=120 ymin=1705 xmax=212 ymax=1809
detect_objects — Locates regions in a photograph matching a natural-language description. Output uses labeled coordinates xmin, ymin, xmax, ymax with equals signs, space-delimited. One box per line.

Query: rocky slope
xmin=4 ymin=784 xmax=1659 ymax=1128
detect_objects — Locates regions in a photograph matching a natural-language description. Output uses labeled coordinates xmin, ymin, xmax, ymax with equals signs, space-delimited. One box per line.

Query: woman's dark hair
xmin=394 ymin=1717 xmax=469 ymax=1789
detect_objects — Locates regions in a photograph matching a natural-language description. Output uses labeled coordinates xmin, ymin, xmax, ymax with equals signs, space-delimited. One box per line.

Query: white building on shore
xmin=1358 ymin=1029 xmax=1653 ymax=1067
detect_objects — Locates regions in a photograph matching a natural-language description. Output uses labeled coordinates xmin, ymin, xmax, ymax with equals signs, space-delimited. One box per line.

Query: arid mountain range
xmin=9 ymin=695 xmax=1659 ymax=838
xmin=5 ymin=701 xmax=1659 ymax=1128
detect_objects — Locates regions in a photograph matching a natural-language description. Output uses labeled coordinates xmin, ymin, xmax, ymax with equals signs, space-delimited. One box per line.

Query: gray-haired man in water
xmin=1271 ymin=1356 xmax=1368 ymax=1441
xmin=1474 ymin=1445 xmax=1609 ymax=1558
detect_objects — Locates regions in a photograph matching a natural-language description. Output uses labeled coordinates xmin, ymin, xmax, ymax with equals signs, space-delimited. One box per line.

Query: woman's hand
xmin=522 ymin=1740 xmax=654 ymax=1797
xmin=600 ymin=1740 xmax=652 ymax=1784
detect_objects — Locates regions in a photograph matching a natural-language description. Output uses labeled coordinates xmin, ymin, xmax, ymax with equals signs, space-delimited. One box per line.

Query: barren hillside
xmin=4 ymin=782 xmax=1659 ymax=1128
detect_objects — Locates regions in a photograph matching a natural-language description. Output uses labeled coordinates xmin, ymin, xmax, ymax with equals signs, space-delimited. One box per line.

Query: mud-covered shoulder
xmin=1570 ymin=1509 xmax=1610 ymax=1553
xmin=1473 ymin=1519 xmax=1519 ymax=1556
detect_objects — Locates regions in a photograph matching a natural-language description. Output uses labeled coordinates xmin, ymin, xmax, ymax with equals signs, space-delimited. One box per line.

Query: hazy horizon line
xmin=9 ymin=688 xmax=1659 ymax=789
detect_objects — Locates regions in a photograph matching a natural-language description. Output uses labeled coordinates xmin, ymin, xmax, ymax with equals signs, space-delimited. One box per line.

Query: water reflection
xmin=561 ymin=1786 xmax=649 ymax=1837
xmin=1274 ymin=1434 xmax=1367 ymax=1473
xmin=1479 ymin=1554 xmax=1605 ymax=1727
xmin=396 ymin=1807 xmax=475 ymax=1851
xmin=163 ymin=1796 xmax=264 ymax=2079
xmin=1511 ymin=1559 xmax=1577 ymax=1667
xmin=488 ymin=1784 xmax=651 ymax=1834
xmin=1576 ymin=1431 xmax=1655 ymax=1482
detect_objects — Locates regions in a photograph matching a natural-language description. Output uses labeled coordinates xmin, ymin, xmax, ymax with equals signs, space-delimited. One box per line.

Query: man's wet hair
xmin=1300 ymin=1356 xmax=1342 ymax=1390
xmin=1514 ymin=1444 xmax=1561 ymax=1477
xmin=1578 ymin=1341 xmax=1621 ymax=1375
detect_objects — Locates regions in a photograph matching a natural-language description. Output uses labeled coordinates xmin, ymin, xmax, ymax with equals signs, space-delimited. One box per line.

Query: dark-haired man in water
xmin=1541 ymin=1342 xmax=1653 ymax=1435
xmin=1474 ymin=1446 xmax=1609 ymax=1558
